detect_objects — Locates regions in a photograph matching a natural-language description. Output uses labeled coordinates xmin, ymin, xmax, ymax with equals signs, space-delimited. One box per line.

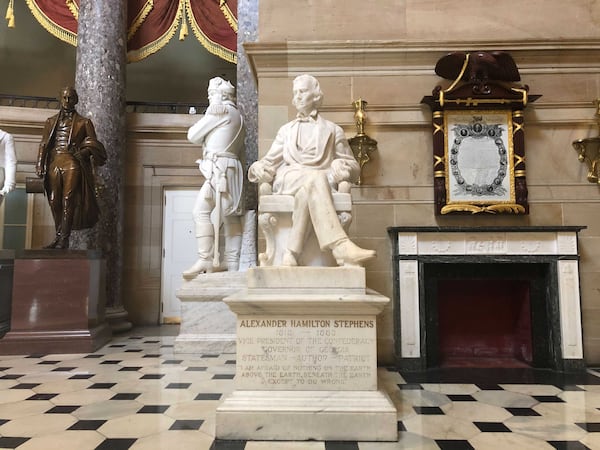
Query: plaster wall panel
xmin=259 ymin=0 xmax=407 ymax=41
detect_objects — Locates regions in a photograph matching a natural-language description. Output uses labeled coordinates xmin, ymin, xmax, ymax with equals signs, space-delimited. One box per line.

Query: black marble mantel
xmin=388 ymin=225 xmax=587 ymax=373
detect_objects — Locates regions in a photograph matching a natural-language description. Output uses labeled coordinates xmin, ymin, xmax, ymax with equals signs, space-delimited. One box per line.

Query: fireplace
xmin=389 ymin=227 xmax=586 ymax=372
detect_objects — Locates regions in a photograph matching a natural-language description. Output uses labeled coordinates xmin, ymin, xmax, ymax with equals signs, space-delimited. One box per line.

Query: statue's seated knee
xmin=257 ymin=191 xmax=353 ymax=267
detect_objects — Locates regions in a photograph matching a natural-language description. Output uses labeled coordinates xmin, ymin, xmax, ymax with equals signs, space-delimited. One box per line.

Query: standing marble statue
xmin=183 ymin=77 xmax=245 ymax=278
xmin=36 ymin=86 xmax=106 ymax=249
xmin=248 ymin=74 xmax=375 ymax=266
xmin=0 ymin=129 xmax=17 ymax=205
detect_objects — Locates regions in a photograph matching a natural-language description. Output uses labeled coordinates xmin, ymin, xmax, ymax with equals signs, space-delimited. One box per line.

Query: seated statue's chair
xmin=257 ymin=181 xmax=352 ymax=266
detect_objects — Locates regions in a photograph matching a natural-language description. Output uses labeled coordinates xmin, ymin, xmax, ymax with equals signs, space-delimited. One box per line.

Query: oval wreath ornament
xmin=449 ymin=117 xmax=508 ymax=197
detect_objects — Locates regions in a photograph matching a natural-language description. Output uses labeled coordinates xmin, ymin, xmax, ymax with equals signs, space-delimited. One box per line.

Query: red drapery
xmin=21 ymin=0 xmax=237 ymax=63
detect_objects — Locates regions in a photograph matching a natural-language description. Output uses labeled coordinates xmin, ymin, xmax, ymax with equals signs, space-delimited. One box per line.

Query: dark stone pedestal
xmin=0 ymin=250 xmax=112 ymax=354
xmin=0 ymin=250 xmax=15 ymax=338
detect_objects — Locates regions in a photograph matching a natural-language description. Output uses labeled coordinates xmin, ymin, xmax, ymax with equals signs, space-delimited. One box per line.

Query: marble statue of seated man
xmin=248 ymin=74 xmax=375 ymax=267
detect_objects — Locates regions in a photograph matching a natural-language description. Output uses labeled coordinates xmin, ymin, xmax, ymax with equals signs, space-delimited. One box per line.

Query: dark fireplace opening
xmin=437 ymin=279 xmax=532 ymax=368
xmin=424 ymin=262 xmax=557 ymax=369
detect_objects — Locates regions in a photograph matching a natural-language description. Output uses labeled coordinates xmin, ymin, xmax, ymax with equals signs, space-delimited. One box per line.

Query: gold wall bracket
xmin=573 ymin=100 xmax=600 ymax=185
xmin=348 ymin=98 xmax=378 ymax=185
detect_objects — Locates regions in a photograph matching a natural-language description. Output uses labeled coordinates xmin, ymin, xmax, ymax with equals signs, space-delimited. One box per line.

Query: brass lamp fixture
xmin=572 ymin=100 xmax=600 ymax=184
xmin=348 ymin=98 xmax=377 ymax=185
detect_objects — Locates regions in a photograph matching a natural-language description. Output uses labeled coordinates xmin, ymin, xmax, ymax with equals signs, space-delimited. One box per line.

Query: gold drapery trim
xmin=22 ymin=0 xmax=236 ymax=64
xmin=179 ymin=0 xmax=188 ymax=40
xmin=24 ymin=0 xmax=77 ymax=46
xmin=219 ymin=0 xmax=237 ymax=32
xmin=65 ymin=0 xmax=78 ymax=20
xmin=5 ymin=0 xmax=15 ymax=27
xmin=127 ymin=0 xmax=184 ymax=62
xmin=127 ymin=0 xmax=153 ymax=41
xmin=184 ymin=0 xmax=236 ymax=64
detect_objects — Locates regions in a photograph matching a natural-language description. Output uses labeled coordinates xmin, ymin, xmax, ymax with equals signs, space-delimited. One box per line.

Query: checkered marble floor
xmin=1 ymin=327 xmax=600 ymax=450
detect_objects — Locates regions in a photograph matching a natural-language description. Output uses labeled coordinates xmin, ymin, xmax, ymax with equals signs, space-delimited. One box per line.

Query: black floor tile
xmin=27 ymin=393 xmax=58 ymax=400
xmin=10 ymin=383 xmax=39 ymax=389
xmin=119 ymin=367 xmax=142 ymax=372
xmin=138 ymin=405 xmax=169 ymax=414
xmin=95 ymin=438 xmax=137 ymax=450
xmin=506 ymin=407 xmax=541 ymax=416
xmin=140 ymin=374 xmax=164 ymax=380
xmin=166 ymin=383 xmax=191 ymax=389
xmin=100 ymin=360 xmax=122 ymax=365
xmin=474 ymin=421 xmax=511 ymax=432
xmin=68 ymin=419 xmax=106 ymax=430
xmin=84 ymin=354 xmax=104 ymax=359
xmin=212 ymin=374 xmax=235 ymax=380
xmin=88 ymin=383 xmax=116 ymax=389
xmin=0 ymin=437 xmax=30 ymax=448
xmin=210 ymin=440 xmax=246 ymax=450
xmin=169 ymin=419 xmax=204 ymax=430
xmin=195 ymin=393 xmax=222 ymax=400
xmin=414 ymin=406 xmax=444 ymax=415
xmin=47 ymin=405 xmax=80 ymax=414
xmin=448 ymin=394 xmax=476 ymax=402
xmin=475 ymin=383 xmax=503 ymax=391
xmin=109 ymin=344 xmax=126 ymax=348
xmin=186 ymin=367 xmax=207 ymax=372
xmin=225 ymin=360 xmax=236 ymax=364
xmin=533 ymin=395 xmax=565 ymax=403
xmin=125 ymin=349 xmax=143 ymax=353
xmin=69 ymin=374 xmax=95 ymax=379
xmin=0 ymin=367 xmax=9 ymax=371
xmin=576 ymin=422 xmax=600 ymax=432
xmin=142 ymin=354 xmax=161 ymax=358
xmin=202 ymin=354 xmax=220 ymax=358
xmin=143 ymin=340 xmax=160 ymax=344
xmin=398 ymin=383 xmax=423 ymax=390
xmin=111 ymin=393 xmax=141 ymax=400
xmin=52 ymin=367 xmax=76 ymax=372
xmin=0 ymin=419 xmax=8 ymax=426
xmin=37 ymin=360 xmax=59 ymax=365
xmin=0 ymin=374 xmax=23 ymax=380
xmin=162 ymin=360 xmax=183 ymax=364
xmin=397 ymin=421 xmax=406 ymax=432
xmin=324 ymin=442 xmax=359 ymax=450
xmin=436 ymin=440 xmax=475 ymax=450
xmin=548 ymin=441 xmax=591 ymax=450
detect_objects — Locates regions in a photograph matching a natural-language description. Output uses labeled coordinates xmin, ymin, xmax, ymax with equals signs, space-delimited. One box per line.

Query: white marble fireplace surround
xmin=391 ymin=226 xmax=586 ymax=371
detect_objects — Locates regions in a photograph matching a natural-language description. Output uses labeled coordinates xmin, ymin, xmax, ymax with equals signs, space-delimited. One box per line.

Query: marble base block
xmin=174 ymin=271 xmax=246 ymax=354
xmin=0 ymin=250 xmax=111 ymax=354
xmin=216 ymin=266 xmax=397 ymax=441
xmin=216 ymin=390 xmax=397 ymax=441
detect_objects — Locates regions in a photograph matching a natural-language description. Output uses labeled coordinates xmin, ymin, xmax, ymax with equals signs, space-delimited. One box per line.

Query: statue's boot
xmin=330 ymin=238 xmax=376 ymax=267
xmin=44 ymin=234 xmax=61 ymax=249
xmin=182 ymin=223 xmax=216 ymax=279
xmin=54 ymin=206 xmax=73 ymax=249
xmin=224 ymin=221 xmax=242 ymax=272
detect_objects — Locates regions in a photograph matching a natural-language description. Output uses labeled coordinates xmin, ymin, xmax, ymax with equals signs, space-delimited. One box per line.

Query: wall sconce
xmin=348 ymin=98 xmax=378 ymax=185
xmin=572 ymin=100 xmax=600 ymax=184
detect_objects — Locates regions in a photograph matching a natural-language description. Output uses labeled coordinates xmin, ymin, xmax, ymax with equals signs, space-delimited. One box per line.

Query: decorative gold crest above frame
xmin=422 ymin=51 xmax=540 ymax=215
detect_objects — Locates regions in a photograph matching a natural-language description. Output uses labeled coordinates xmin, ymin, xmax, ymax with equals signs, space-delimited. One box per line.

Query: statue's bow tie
xmin=295 ymin=115 xmax=316 ymax=123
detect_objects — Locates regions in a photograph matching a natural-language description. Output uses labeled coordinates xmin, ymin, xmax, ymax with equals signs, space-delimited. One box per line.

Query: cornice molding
xmin=244 ymin=39 xmax=600 ymax=78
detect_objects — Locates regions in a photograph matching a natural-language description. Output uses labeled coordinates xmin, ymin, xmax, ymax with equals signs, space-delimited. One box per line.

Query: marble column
xmin=74 ymin=0 xmax=131 ymax=331
xmin=236 ymin=0 xmax=259 ymax=269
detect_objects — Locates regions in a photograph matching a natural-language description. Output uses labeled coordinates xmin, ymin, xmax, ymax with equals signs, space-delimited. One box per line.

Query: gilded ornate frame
xmin=442 ymin=110 xmax=519 ymax=214
xmin=422 ymin=56 xmax=537 ymax=215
